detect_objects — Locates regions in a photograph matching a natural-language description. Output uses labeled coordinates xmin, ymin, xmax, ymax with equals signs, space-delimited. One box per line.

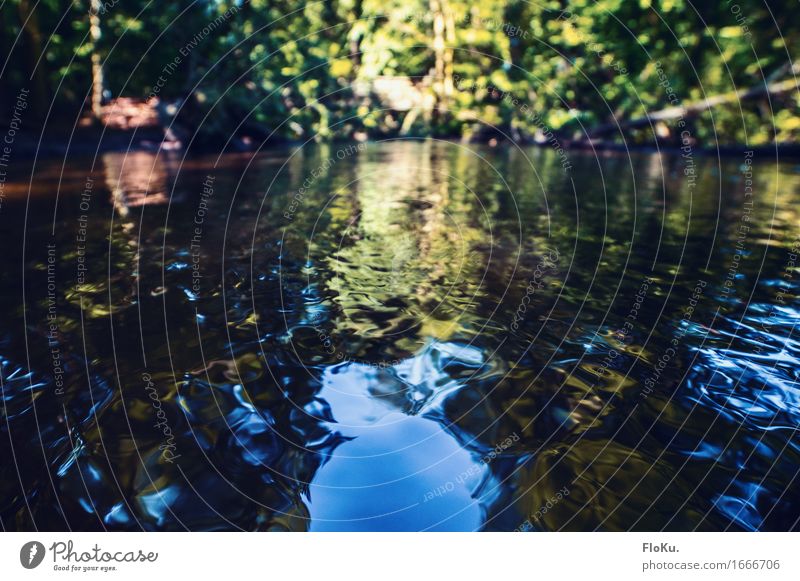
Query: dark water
xmin=1 ymin=141 xmax=799 ymax=531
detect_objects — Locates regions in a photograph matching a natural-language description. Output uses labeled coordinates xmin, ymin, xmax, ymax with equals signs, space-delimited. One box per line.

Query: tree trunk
xmin=349 ymin=0 xmax=363 ymax=75
xmin=587 ymin=64 xmax=800 ymax=139
xmin=430 ymin=0 xmax=445 ymax=113
xmin=89 ymin=0 xmax=104 ymax=120
xmin=443 ymin=2 xmax=455 ymax=104
xmin=429 ymin=0 xmax=455 ymax=122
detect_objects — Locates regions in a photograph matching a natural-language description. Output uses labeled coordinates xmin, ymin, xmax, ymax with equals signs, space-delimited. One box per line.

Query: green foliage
xmin=2 ymin=0 xmax=798 ymax=145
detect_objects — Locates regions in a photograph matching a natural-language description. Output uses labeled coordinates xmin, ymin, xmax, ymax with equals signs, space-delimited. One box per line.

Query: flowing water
xmin=1 ymin=141 xmax=799 ymax=531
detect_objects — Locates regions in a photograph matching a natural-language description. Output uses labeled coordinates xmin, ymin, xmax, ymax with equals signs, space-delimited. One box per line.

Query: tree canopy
xmin=2 ymin=0 xmax=798 ymax=147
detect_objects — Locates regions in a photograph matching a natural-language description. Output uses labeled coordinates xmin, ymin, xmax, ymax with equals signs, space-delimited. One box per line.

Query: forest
xmin=2 ymin=0 xmax=799 ymax=152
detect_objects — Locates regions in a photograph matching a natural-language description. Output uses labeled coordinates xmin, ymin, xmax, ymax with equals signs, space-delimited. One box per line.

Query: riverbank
xmin=6 ymin=98 xmax=800 ymax=161
xmin=12 ymin=130 xmax=800 ymax=163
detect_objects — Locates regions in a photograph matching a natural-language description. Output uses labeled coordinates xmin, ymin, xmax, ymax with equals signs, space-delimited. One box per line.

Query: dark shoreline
xmin=7 ymin=124 xmax=800 ymax=162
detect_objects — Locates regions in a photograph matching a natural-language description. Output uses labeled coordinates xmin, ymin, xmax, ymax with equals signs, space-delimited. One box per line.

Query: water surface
xmin=1 ymin=141 xmax=799 ymax=531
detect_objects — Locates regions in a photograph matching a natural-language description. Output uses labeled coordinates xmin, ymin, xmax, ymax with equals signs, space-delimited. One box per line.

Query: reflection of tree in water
xmin=321 ymin=144 xmax=488 ymax=354
xmin=4 ymin=145 xmax=800 ymax=531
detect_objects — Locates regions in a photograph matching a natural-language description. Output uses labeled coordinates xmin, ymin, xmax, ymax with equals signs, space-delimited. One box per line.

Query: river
xmin=1 ymin=141 xmax=798 ymax=531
